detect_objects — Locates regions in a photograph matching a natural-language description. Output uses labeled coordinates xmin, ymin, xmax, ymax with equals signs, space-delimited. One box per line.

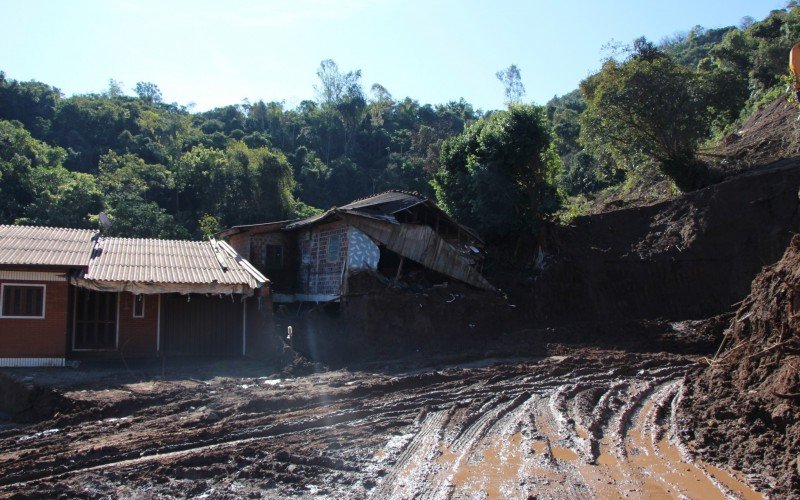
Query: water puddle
xmin=551 ymin=446 xmax=579 ymax=461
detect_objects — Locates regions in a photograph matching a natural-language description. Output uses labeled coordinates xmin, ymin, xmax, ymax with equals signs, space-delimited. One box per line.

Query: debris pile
xmin=679 ymin=235 xmax=800 ymax=496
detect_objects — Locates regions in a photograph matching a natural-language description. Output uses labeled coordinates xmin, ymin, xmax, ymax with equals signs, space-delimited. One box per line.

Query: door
xmin=161 ymin=294 xmax=243 ymax=356
xmin=73 ymin=290 xmax=117 ymax=350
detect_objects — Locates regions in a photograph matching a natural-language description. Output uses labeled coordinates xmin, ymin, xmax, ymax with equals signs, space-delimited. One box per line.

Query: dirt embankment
xmin=678 ymin=235 xmax=800 ymax=498
xmin=713 ymin=96 xmax=800 ymax=172
xmin=284 ymin=282 xmax=516 ymax=366
xmin=511 ymin=158 xmax=800 ymax=325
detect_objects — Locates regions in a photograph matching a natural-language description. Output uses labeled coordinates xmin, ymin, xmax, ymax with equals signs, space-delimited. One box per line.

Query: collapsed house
xmin=219 ymin=190 xmax=494 ymax=303
xmin=0 ymin=225 xmax=269 ymax=367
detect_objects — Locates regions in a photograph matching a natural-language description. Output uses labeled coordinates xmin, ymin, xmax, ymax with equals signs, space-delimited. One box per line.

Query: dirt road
xmin=0 ymin=351 xmax=762 ymax=498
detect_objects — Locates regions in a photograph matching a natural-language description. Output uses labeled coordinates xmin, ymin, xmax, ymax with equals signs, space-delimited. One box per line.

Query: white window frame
xmin=0 ymin=283 xmax=46 ymax=319
xmin=133 ymin=294 xmax=145 ymax=318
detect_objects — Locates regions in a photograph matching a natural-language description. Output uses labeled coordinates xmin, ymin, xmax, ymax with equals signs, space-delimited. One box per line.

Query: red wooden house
xmin=0 ymin=225 xmax=269 ymax=367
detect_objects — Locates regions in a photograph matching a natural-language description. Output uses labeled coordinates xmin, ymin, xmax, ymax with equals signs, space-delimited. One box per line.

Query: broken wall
xmin=296 ymin=221 xmax=349 ymax=297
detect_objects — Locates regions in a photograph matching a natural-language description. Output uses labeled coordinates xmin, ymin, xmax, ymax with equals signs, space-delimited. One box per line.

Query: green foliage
xmin=0 ymin=119 xmax=102 ymax=227
xmin=662 ymin=25 xmax=736 ymax=68
xmin=580 ymin=45 xmax=712 ymax=191
xmin=4 ymin=3 xmax=797 ymax=242
xmin=198 ymin=213 xmax=221 ymax=239
xmin=433 ymin=104 xmax=562 ymax=240
xmin=496 ymin=65 xmax=525 ymax=105
xmin=134 ymin=82 xmax=163 ymax=104
xmin=17 ymin=170 xmax=103 ymax=228
xmin=0 ymin=73 xmax=60 ymax=137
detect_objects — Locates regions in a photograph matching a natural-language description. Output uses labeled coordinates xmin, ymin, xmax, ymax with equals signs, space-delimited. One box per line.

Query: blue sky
xmin=0 ymin=0 xmax=786 ymax=111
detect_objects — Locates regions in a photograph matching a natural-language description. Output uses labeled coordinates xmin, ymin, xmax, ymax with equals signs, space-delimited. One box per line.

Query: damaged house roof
xmin=218 ymin=191 xmax=495 ymax=292
xmin=284 ymin=191 xmax=483 ymax=243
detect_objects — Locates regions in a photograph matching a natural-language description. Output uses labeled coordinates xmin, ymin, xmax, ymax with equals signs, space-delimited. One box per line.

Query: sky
xmin=0 ymin=0 xmax=787 ymax=112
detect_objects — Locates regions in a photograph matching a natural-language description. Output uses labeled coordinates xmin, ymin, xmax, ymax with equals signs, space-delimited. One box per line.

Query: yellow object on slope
xmin=790 ymin=43 xmax=800 ymax=84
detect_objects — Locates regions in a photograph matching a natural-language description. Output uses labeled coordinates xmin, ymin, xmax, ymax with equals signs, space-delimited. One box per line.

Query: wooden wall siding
xmin=160 ymin=294 xmax=243 ymax=356
xmin=117 ymin=293 xmax=159 ymax=356
xmin=297 ymin=222 xmax=349 ymax=296
xmin=0 ymin=273 xmax=69 ymax=359
xmin=344 ymin=216 xmax=495 ymax=291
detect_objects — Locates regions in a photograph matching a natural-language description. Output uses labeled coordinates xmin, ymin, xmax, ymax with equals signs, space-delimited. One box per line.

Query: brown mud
xmin=713 ymin=96 xmax=800 ymax=172
xmin=515 ymin=158 xmax=800 ymax=325
xmin=678 ymin=235 xmax=800 ymax=498
xmin=0 ymin=350 xmax=762 ymax=498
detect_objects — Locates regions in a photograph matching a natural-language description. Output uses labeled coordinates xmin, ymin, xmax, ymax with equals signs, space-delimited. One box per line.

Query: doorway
xmin=73 ymin=290 xmax=118 ymax=350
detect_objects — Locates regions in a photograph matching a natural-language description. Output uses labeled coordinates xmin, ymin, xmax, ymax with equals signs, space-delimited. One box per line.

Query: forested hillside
xmin=1 ymin=5 xmax=797 ymax=240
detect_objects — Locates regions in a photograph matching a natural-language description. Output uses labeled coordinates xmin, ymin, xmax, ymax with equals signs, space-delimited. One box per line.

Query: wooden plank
xmin=344 ymin=216 xmax=495 ymax=291
xmin=162 ymin=294 xmax=244 ymax=356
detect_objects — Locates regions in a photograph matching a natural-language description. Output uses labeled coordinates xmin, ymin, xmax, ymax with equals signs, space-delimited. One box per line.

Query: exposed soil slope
xmin=679 ymin=235 xmax=800 ymax=498
xmin=514 ymin=158 xmax=800 ymax=324
xmin=713 ymin=97 xmax=800 ymax=172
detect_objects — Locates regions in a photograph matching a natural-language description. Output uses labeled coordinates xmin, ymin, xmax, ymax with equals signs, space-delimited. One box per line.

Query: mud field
xmin=0 ymin=350 xmax=762 ymax=499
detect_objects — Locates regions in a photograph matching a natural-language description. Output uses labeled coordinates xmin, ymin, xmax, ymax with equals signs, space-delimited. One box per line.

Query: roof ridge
xmin=345 ymin=189 xmax=426 ymax=204
xmin=98 ymin=236 xmax=206 ymax=244
xmin=0 ymin=224 xmax=97 ymax=233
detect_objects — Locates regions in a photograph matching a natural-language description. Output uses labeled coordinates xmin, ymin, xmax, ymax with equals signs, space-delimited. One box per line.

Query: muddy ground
xmin=678 ymin=235 xmax=800 ymax=497
xmin=0 ymin=344 xmax=763 ymax=499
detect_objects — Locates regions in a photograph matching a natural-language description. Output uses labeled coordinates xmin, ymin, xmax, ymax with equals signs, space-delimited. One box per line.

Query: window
xmin=1 ymin=284 xmax=45 ymax=318
xmin=262 ymin=244 xmax=284 ymax=270
xmin=327 ymin=235 xmax=342 ymax=263
xmin=133 ymin=294 xmax=145 ymax=318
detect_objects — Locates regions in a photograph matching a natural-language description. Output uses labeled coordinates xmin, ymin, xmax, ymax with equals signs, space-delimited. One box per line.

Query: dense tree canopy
xmin=0 ymin=64 xmax=481 ymax=238
xmin=433 ymin=104 xmax=561 ymax=240
xmin=0 ymin=4 xmax=795 ymax=240
xmin=580 ymin=43 xmax=713 ymax=191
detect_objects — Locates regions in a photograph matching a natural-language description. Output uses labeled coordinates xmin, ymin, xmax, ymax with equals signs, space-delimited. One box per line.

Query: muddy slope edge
xmin=517 ymin=158 xmax=800 ymax=324
xmin=677 ymin=234 xmax=800 ymax=497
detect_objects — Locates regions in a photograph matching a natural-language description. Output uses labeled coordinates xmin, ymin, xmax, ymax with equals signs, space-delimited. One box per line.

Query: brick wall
xmin=0 ymin=270 xmax=70 ymax=359
xmin=117 ymin=293 xmax=159 ymax=357
xmin=249 ymin=232 xmax=288 ymax=270
xmin=227 ymin=233 xmax=250 ymax=260
xmin=297 ymin=222 xmax=349 ymax=296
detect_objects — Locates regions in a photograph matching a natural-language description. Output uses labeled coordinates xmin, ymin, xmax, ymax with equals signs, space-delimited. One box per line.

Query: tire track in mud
xmin=0 ymin=353 xmax=764 ymax=498
xmin=369 ymin=358 xmax=763 ymax=499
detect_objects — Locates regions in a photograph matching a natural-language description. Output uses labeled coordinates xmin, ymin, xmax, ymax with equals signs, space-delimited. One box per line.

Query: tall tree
xmin=580 ymin=41 xmax=713 ymax=191
xmin=433 ymin=104 xmax=561 ymax=240
xmin=134 ymin=82 xmax=163 ymax=104
xmin=496 ymin=65 xmax=526 ymax=106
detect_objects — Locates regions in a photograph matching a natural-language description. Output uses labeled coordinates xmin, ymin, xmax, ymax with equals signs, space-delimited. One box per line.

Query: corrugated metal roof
xmin=339 ymin=190 xmax=425 ymax=214
xmin=81 ymin=237 xmax=266 ymax=287
xmin=0 ymin=225 xmax=97 ymax=267
xmin=217 ymin=219 xmax=297 ymax=238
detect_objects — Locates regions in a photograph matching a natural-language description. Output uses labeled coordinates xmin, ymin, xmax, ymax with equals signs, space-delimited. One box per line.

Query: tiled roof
xmin=82 ymin=237 xmax=267 ymax=287
xmin=0 ymin=225 xmax=97 ymax=267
